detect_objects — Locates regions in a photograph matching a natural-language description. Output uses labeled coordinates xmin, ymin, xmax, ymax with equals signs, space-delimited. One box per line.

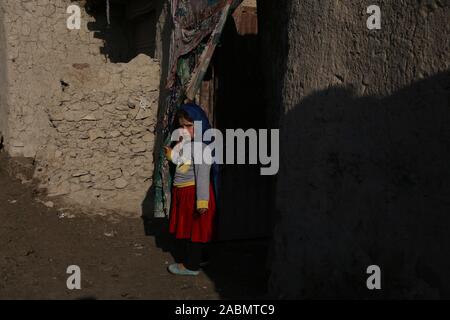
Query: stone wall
xmin=34 ymin=55 xmax=159 ymax=215
xmin=0 ymin=0 xmax=163 ymax=215
xmin=259 ymin=0 xmax=450 ymax=298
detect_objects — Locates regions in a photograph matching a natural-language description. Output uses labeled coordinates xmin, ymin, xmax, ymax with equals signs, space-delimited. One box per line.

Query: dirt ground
xmin=0 ymin=153 xmax=269 ymax=300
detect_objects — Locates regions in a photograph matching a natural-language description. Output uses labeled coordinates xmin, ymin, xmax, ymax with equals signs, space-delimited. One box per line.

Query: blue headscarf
xmin=179 ymin=103 xmax=220 ymax=202
xmin=180 ymin=103 xmax=212 ymax=139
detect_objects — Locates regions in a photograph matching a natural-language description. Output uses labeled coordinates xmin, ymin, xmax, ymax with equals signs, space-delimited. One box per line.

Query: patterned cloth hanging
xmin=167 ymin=0 xmax=233 ymax=88
xmin=153 ymin=45 xmax=206 ymax=218
xmin=152 ymin=0 xmax=242 ymax=218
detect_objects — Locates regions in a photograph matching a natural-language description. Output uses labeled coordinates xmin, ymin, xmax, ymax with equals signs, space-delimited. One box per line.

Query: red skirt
xmin=169 ymin=185 xmax=216 ymax=243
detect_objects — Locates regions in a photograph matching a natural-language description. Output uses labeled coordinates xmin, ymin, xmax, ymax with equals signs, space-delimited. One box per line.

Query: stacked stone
xmin=35 ymin=54 xmax=160 ymax=215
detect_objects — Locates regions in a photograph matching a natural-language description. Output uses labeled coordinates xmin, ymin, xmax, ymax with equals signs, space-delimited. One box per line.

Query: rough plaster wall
xmin=259 ymin=0 xmax=450 ymax=298
xmin=1 ymin=0 xmax=103 ymax=157
xmin=1 ymin=0 xmax=161 ymax=216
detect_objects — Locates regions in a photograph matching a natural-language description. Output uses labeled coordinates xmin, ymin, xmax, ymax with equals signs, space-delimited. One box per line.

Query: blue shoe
xmin=168 ymin=263 xmax=200 ymax=276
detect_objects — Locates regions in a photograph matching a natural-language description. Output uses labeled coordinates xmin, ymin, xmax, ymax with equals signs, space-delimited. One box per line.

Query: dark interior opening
xmin=85 ymin=0 xmax=160 ymax=62
xmin=213 ymin=6 xmax=275 ymax=242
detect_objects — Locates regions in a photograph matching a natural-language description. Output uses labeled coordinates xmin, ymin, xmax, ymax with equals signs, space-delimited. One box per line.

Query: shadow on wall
xmin=271 ymin=71 xmax=450 ymax=299
xmin=84 ymin=0 xmax=164 ymax=62
xmin=84 ymin=0 xmax=131 ymax=62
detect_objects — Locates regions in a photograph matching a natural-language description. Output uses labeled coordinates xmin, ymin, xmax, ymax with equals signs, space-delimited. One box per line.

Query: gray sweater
xmin=169 ymin=142 xmax=211 ymax=209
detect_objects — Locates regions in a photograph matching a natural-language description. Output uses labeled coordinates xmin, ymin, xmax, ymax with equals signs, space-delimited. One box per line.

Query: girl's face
xmin=178 ymin=117 xmax=194 ymax=139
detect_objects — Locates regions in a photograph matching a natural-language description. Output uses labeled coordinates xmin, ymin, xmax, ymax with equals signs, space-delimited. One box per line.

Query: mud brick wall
xmin=259 ymin=0 xmax=450 ymax=298
xmin=0 ymin=0 xmax=163 ymax=215
xmin=34 ymin=55 xmax=159 ymax=215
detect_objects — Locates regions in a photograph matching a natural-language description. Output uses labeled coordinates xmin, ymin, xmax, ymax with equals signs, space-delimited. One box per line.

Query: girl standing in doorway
xmin=164 ymin=103 xmax=217 ymax=276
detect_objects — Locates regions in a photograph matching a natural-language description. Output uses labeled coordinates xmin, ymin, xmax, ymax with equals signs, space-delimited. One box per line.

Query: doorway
xmin=198 ymin=3 xmax=275 ymax=241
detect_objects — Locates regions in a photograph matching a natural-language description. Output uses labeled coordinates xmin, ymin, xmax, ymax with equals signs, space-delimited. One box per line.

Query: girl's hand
xmin=163 ymin=146 xmax=172 ymax=160
xmin=197 ymin=208 xmax=208 ymax=215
